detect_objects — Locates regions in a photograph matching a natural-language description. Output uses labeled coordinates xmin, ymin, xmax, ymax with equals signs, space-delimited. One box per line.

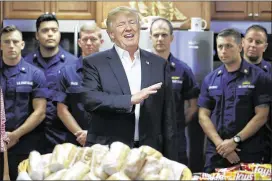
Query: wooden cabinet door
xmin=172 ymin=1 xmax=211 ymax=29
xmin=51 ymin=1 xmax=96 ymax=20
xmin=96 ymin=2 xmax=130 ymax=28
xmin=211 ymin=1 xmax=252 ymax=20
xmin=4 ymin=1 xmax=50 ymax=19
xmin=95 ymin=1 xmax=210 ymax=30
xmin=253 ymin=1 xmax=272 ymax=21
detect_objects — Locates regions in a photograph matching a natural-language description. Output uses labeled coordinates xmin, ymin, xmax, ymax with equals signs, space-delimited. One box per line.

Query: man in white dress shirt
xmin=82 ymin=6 xmax=178 ymax=160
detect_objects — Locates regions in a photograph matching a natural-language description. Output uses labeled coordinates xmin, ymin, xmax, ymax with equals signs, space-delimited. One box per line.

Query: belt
xmin=133 ymin=141 xmax=140 ymax=148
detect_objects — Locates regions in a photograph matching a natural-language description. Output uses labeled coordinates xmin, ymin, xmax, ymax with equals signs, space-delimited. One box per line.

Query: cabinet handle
xmin=248 ymin=13 xmax=253 ymax=17
xmin=254 ymin=13 xmax=259 ymax=17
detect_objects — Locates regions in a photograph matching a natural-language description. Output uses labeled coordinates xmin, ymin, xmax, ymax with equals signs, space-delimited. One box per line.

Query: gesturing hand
xmin=131 ymin=82 xmax=162 ymax=105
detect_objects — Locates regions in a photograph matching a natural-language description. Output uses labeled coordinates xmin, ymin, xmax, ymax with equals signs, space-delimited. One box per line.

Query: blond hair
xmin=79 ymin=22 xmax=102 ymax=39
xmin=106 ymin=6 xmax=140 ymax=32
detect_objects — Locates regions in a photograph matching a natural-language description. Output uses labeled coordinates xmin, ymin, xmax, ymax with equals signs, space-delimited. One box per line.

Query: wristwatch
xmin=233 ymin=135 xmax=241 ymax=144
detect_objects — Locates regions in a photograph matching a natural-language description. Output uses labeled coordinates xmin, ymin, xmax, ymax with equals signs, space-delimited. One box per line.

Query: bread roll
xmin=28 ymin=151 xmax=44 ymax=180
xmin=122 ymin=148 xmax=147 ymax=179
xmin=159 ymin=168 xmax=175 ymax=180
xmin=44 ymin=169 xmax=67 ymax=180
xmin=106 ymin=172 xmax=131 ymax=180
xmin=102 ymin=142 xmax=130 ymax=175
xmin=159 ymin=156 xmax=192 ymax=180
xmin=143 ymin=174 xmax=161 ymax=180
xmin=139 ymin=145 xmax=163 ymax=159
xmin=90 ymin=144 xmax=109 ymax=179
xmin=82 ymin=172 xmax=101 ymax=180
xmin=75 ymin=147 xmax=93 ymax=166
xmin=49 ymin=143 xmax=78 ymax=172
xmin=61 ymin=161 xmax=90 ymax=180
xmin=137 ymin=156 xmax=162 ymax=180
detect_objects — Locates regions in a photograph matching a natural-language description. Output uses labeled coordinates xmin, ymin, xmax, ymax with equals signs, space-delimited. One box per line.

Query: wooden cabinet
xmin=4 ymin=1 xmax=95 ymax=20
xmin=212 ymin=1 xmax=272 ymax=21
xmin=96 ymin=1 xmax=211 ymax=30
xmin=252 ymin=2 xmax=272 ymax=21
xmin=50 ymin=1 xmax=95 ymax=20
xmin=4 ymin=1 xmax=50 ymax=19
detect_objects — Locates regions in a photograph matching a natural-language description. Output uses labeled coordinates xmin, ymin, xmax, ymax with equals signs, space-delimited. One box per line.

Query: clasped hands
xmin=216 ymin=139 xmax=241 ymax=164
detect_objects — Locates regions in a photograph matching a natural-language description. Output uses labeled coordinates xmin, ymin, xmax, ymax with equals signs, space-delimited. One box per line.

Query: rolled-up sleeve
xmin=32 ymin=70 xmax=48 ymax=99
xmin=253 ymin=72 xmax=271 ymax=107
xmin=183 ymin=67 xmax=200 ymax=100
xmin=198 ymin=77 xmax=214 ymax=110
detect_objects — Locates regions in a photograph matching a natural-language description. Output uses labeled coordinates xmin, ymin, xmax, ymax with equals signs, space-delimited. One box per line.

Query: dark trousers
xmin=0 ymin=152 xmax=28 ymax=181
xmin=177 ymin=124 xmax=188 ymax=165
xmin=263 ymin=124 xmax=272 ymax=163
xmin=187 ymin=112 xmax=205 ymax=172
xmin=204 ymin=151 xmax=263 ymax=173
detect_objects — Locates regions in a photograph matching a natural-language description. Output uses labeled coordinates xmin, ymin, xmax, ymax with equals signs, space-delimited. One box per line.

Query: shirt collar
xmin=259 ymin=59 xmax=269 ymax=71
xmin=167 ymin=53 xmax=176 ymax=69
xmin=114 ymin=44 xmax=140 ymax=61
xmin=217 ymin=59 xmax=250 ymax=76
xmin=33 ymin=46 xmax=66 ymax=63
xmin=1 ymin=58 xmax=26 ymax=77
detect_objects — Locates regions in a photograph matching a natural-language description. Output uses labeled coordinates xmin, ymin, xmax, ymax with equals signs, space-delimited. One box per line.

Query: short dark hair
xmin=150 ymin=18 xmax=173 ymax=35
xmin=245 ymin=24 xmax=268 ymax=42
xmin=36 ymin=13 xmax=59 ymax=31
xmin=217 ymin=28 xmax=242 ymax=44
xmin=0 ymin=25 xmax=22 ymax=38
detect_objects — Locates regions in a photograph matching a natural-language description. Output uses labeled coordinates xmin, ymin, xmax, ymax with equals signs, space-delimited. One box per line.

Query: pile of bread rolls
xmin=17 ymin=142 xmax=192 ymax=180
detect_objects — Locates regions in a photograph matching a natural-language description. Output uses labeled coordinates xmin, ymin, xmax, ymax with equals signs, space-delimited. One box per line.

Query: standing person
xmin=56 ymin=22 xmax=104 ymax=146
xmin=82 ymin=6 xmax=178 ymax=160
xmin=24 ymin=13 xmax=77 ymax=153
xmin=242 ymin=24 xmax=272 ymax=163
xmin=198 ymin=28 xmax=271 ymax=172
xmin=150 ymin=18 xmax=199 ymax=164
xmin=0 ymin=25 xmax=47 ymax=180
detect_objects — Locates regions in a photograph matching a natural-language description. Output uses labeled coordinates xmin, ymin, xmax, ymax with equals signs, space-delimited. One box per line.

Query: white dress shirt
xmin=115 ymin=45 xmax=141 ymax=141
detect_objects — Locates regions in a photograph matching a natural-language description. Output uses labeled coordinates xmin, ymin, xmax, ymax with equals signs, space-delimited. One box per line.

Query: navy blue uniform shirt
xmin=55 ymin=56 xmax=90 ymax=145
xmin=256 ymin=59 xmax=272 ymax=74
xmin=0 ymin=58 xmax=48 ymax=153
xmin=168 ymin=53 xmax=199 ymax=164
xmin=24 ymin=47 xmax=77 ymax=146
xmin=198 ymin=59 xmax=271 ymax=154
xmin=168 ymin=53 xmax=199 ymax=127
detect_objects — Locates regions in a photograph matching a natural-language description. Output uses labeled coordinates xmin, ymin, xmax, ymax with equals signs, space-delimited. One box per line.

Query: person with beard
xmin=198 ymin=28 xmax=271 ymax=172
xmin=55 ymin=23 xmax=104 ymax=146
xmin=24 ymin=13 xmax=77 ymax=153
xmin=242 ymin=25 xmax=272 ymax=163
xmin=149 ymin=18 xmax=199 ymax=165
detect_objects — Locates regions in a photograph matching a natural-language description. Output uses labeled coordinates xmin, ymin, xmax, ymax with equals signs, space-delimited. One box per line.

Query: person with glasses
xmin=24 ymin=13 xmax=77 ymax=153
xmin=0 ymin=25 xmax=47 ymax=180
xmin=82 ymin=6 xmax=178 ymax=160
xmin=55 ymin=22 xmax=104 ymax=146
